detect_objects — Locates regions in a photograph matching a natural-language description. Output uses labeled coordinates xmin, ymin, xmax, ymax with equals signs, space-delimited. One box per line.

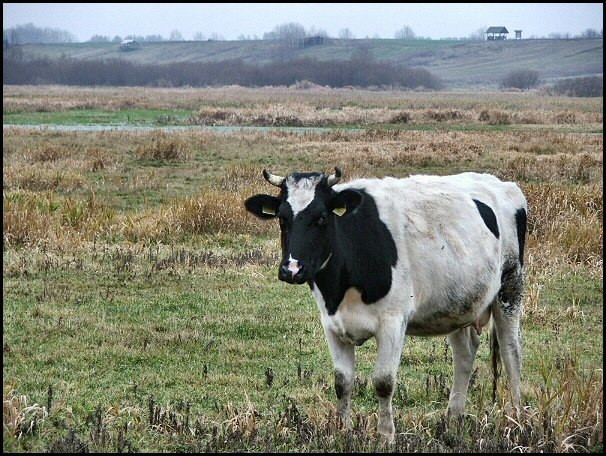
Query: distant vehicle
xmin=119 ymin=39 xmax=140 ymax=51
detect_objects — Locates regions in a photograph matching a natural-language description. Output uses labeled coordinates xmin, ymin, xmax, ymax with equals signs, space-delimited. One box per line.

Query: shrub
xmin=3 ymin=55 xmax=443 ymax=90
xmin=478 ymin=109 xmax=511 ymax=125
xmin=389 ymin=111 xmax=411 ymax=124
xmin=423 ymin=109 xmax=461 ymax=122
xmin=501 ymin=69 xmax=540 ymax=90
xmin=550 ymin=76 xmax=603 ymax=97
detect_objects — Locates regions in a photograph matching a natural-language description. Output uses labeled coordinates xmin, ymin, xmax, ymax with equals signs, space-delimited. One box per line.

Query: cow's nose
xmin=279 ymin=264 xmax=291 ymax=281
xmin=279 ymin=262 xmax=305 ymax=282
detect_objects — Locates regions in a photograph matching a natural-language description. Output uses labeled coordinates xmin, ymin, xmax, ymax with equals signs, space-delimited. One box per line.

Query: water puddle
xmin=3 ymin=124 xmax=364 ymax=134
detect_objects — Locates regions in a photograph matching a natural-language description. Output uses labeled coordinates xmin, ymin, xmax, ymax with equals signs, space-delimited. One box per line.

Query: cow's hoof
xmin=446 ymin=402 xmax=466 ymax=417
xmin=377 ymin=421 xmax=395 ymax=444
xmin=377 ymin=431 xmax=395 ymax=447
xmin=337 ymin=414 xmax=352 ymax=430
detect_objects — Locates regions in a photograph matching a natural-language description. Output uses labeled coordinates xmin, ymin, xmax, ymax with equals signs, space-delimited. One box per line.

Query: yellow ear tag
xmin=332 ymin=207 xmax=346 ymax=217
xmin=262 ymin=205 xmax=276 ymax=216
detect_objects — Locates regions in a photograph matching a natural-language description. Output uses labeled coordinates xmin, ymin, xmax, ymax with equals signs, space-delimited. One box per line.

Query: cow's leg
xmin=493 ymin=264 xmax=524 ymax=411
xmin=492 ymin=304 xmax=522 ymax=410
xmin=447 ymin=325 xmax=481 ymax=416
xmin=323 ymin=328 xmax=356 ymax=427
xmin=373 ymin=323 xmax=405 ymax=442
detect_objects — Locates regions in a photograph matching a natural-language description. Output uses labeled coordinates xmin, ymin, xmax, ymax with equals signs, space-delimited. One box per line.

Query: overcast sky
xmin=3 ymin=3 xmax=603 ymax=41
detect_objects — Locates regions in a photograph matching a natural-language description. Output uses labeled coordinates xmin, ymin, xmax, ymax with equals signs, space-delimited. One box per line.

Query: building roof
xmin=486 ymin=27 xmax=509 ymax=34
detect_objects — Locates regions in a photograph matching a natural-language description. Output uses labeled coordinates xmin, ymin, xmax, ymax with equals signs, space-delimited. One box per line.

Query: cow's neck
xmin=311 ymin=252 xmax=350 ymax=315
xmin=311 ymin=189 xmax=398 ymax=315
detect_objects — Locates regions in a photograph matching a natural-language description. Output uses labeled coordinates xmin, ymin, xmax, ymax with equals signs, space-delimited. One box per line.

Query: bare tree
xmin=264 ymin=22 xmax=306 ymax=47
xmin=192 ymin=32 xmax=206 ymax=41
xmin=88 ymin=35 xmax=110 ymax=42
xmin=144 ymin=34 xmax=164 ymax=42
xmin=306 ymin=26 xmax=328 ymax=38
xmin=548 ymin=32 xmax=570 ymax=40
xmin=468 ymin=26 xmax=488 ymax=41
xmin=208 ymin=32 xmax=224 ymax=41
xmin=4 ymin=23 xmax=76 ymax=43
xmin=169 ymin=29 xmax=184 ymax=41
xmin=394 ymin=26 xmax=416 ymax=39
xmin=339 ymin=28 xmax=355 ymax=39
xmin=580 ymin=28 xmax=599 ymax=39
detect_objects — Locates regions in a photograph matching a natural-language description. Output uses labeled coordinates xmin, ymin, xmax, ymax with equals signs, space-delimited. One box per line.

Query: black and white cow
xmin=245 ymin=167 xmax=527 ymax=441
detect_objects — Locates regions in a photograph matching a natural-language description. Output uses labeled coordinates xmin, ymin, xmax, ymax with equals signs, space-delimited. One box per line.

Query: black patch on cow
xmin=373 ymin=375 xmax=394 ymax=398
xmin=334 ymin=370 xmax=348 ymax=400
xmin=312 ymin=189 xmax=398 ymax=315
xmin=334 ymin=374 xmax=344 ymax=400
xmin=498 ymin=259 xmax=524 ymax=315
xmin=515 ymin=208 xmax=527 ymax=266
xmin=473 ymin=199 xmax=499 ymax=239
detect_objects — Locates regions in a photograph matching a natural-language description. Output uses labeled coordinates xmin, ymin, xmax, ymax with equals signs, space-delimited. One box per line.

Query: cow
xmin=244 ymin=167 xmax=528 ymax=442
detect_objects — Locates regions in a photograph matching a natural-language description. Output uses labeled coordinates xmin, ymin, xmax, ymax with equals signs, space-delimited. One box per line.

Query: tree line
xmin=3 ymin=23 xmax=76 ymax=44
xmin=4 ymin=22 xmax=603 ymax=44
xmin=2 ymin=53 xmax=443 ymax=90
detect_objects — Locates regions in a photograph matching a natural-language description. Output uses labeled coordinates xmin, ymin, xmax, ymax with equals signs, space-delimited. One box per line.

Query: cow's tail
xmin=490 ymin=319 xmax=501 ymax=402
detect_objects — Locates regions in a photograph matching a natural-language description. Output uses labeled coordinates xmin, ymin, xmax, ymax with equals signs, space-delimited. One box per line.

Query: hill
xmin=13 ymin=38 xmax=604 ymax=88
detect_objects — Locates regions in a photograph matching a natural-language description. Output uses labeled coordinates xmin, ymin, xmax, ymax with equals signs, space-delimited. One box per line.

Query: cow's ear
xmin=245 ymin=194 xmax=281 ymax=219
xmin=329 ymin=189 xmax=363 ymax=217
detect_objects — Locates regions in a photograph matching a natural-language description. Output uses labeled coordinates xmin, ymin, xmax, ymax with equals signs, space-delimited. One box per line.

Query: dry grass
xmin=5 ymin=85 xmax=602 ymax=127
xmin=135 ymin=132 xmax=192 ymax=161
xmin=189 ymin=104 xmax=602 ymax=127
xmin=24 ymin=144 xmax=71 ymax=162
xmin=3 ymin=164 xmax=85 ymax=192
xmin=3 ymin=190 xmax=116 ymax=248
xmin=4 ymin=84 xmax=603 ymax=110
xmin=3 ymin=126 xmax=602 ymax=264
xmin=3 ymin=386 xmax=49 ymax=440
xmin=500 ymin=152 xmax=602 ymax=183
xmin=523 ymin=182 xmax=603 ymax=269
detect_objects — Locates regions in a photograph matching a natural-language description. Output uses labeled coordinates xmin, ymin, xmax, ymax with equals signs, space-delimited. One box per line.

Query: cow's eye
xmin=316 ymin=215 xmax=327 ymax=226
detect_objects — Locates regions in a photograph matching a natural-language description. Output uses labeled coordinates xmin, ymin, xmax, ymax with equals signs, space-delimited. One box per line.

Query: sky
xmin=3 ymin=3 xmax=604 ymax=41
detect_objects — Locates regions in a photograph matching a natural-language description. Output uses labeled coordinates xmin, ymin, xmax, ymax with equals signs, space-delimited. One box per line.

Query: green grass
xmin=3 ymin=249 xmax=602 ymax=452
xmin=3 ymin=108 xmax=192 ymax=126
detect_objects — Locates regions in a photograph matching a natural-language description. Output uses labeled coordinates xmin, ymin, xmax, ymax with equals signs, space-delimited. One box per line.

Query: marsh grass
xmin=3 ymin=85 xmax=603 ymax=452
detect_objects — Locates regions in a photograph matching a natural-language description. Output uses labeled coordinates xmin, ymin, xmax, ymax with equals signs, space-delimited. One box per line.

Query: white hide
xmin=286 ymin=174 xmax=322 ymax=217
xmin=319 ymin=172 xmax=527 ymax=338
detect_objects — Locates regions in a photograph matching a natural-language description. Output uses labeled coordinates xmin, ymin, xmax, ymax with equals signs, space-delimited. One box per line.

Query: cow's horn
xmin=327 ymin=167 xmax=342 ymax=187
xmin=263 ymin=169 xmax=285 ymax=187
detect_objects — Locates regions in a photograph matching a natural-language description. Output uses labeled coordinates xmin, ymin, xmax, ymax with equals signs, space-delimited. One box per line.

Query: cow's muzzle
xmin=279 ymin=257 xmax=307 ymax=284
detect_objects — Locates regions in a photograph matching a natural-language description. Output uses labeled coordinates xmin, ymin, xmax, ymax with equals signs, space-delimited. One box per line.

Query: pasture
xmin=3 ymin=85 xmax=603 ymax=452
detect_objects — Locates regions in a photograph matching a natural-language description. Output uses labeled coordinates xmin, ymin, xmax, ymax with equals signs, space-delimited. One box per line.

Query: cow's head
xmin=245 ymin=167 xmax=363 ymax=284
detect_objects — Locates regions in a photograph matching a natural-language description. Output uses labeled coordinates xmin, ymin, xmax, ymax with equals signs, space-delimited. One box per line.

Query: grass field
xmin=2 ymin=85 xmax=603 ymax=452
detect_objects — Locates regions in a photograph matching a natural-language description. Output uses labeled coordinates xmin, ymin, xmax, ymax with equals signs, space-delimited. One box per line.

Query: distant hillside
xmin=12 ymin=38 xmax=603 ymax=88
